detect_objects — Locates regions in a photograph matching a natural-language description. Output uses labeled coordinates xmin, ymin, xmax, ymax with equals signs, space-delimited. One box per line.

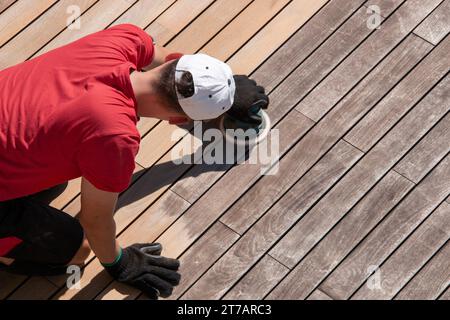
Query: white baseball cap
xmin=175 ymin=54 xmax=236 ymax=120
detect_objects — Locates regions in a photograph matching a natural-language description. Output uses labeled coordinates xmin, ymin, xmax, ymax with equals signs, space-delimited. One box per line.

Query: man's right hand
xmin=229 ymin=75 xmax=269 ymax=124
xmin=103 ymin=243 xmax=181 ymax=299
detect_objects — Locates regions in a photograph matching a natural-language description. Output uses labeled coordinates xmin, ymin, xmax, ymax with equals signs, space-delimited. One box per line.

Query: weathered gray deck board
xmin=394 ymin=113 xmax=450 ymax=183
xmin=181 ymin=141 xmax=362 ymax=299
xmin=345 ymin=35 xmax=450 ymax=152
xmin=266 ymin=171 xmax=413 ymax=299
xmin=352 ymin=201 xmax=450 ymax=299
xmin=168 ymin=222 xmax=240 ymax=300
xmin=395 ymin=241 xmax=450 ymax=300
xmin=320 ymin=155 xmax=450 ymax=299
xmin=222 ymin=255 xmax=289 ymax=300
xmin=270 ymin=74 xmax=449 ymax=286
xmin=307 ymin=289 xmax=333 ymax=300
xmin=296 ymin=0 xmax=442 ymax=121
xmin=222 ymin=34 xmax=430 ymax=235
xmin=365 ymin=0 xmax=405 ymax=17
xmin=414 ymin=0 xmax=450 ymax=45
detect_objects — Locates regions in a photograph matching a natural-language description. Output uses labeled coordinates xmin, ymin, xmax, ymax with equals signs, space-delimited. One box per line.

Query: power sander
xmin=219 ymin=101 xmax=271 ymax=146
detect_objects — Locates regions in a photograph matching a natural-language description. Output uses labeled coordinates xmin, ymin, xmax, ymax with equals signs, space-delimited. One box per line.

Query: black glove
xmin=103 ymin=243 xmax=180 ymax=299
xmin=229 ymin=75 xmax=269 ymax=124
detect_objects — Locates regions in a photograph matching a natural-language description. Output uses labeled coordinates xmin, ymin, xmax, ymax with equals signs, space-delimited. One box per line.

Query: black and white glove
xmin=229 ymin=75 xmax=269 ymax=124
xmin=103 ymin=243 xmax=180 ymax=299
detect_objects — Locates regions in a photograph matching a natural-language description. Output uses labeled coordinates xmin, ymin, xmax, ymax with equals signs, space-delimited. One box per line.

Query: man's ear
xmin=165 ymin=53 xmax=184 ymax=62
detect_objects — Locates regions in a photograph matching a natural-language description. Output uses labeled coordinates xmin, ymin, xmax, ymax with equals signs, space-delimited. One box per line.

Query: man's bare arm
xmin=78 ymin=177 xmax=121 ymax=264
xmin=143 ymin=45 xmax=178 ymax=70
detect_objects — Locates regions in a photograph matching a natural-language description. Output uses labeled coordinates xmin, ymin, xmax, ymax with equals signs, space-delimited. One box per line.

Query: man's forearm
xmin=80 ymin=214 xmax=120 ymax=265
xmin=79 ymin=177 xmax=121 ymax=265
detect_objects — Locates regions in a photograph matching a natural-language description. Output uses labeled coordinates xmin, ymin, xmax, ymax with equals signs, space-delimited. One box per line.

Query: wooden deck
xmin=0 ymin=0 xmax=449 ymax=300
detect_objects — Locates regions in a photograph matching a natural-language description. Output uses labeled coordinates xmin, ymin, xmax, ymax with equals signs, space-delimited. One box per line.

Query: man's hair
xmin=158 ymin=59 xmax=195 ymax=115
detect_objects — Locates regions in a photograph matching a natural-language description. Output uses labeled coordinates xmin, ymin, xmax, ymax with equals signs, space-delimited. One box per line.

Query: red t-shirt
xmin=0 ymin=24 xmax=155 ymax=201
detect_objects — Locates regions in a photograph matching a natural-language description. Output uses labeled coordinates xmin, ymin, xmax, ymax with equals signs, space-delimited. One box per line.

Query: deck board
xmin=365 ymin=0 xmax=405 ymax=17
xmin=0 ymin=0 xmax=16 ymax=14
xmin=307 ymin=289 xmax=333 ymax=300
xmin=394 ymin=113 xmax=450 ymax=183
xmin=181 ymin=140 xmax=362 ymax=299
xmin=266 ymin=171 xmax=413 ymax=299
xmin=296 ymin=0 xmax=442 ymax=121
xmin=351 ymin=201 xmax=450 ymax=299
xmin=223 ymin=33 xmax=431 ymax=238
xmin=222 ymin=255 xmax=289 ymax=300
xmin=269 ymin=74 xmax=450 ymax=294
xmin=395 ymin=241 xmax=449 ymax=300
xmin=438 ymin=286 xmax=450 ymax=300
xmin=320 ymin=154 xmax=450 ymax=299
xmin=171 ymin=0 xmax=367 ymax=204
xmin=1 ymin=0 xmax=449 ymax=300
xmin=0 ymin=0 xmax=57 ymax=47
xmin=0 ymin=0 xmax=97 ymax=69
xmin=414 ymin=0 xmax=450 ymax=45
xmin=345 ymin=34 xmax=450 ymax=152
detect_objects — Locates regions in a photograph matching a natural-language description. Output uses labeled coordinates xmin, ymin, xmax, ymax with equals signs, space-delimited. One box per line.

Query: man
xmin=0 ymin=24 xmax=268 ymax=298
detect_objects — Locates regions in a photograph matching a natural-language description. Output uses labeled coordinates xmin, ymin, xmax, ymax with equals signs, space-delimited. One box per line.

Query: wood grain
xmin=255 ymin=5 xmax=379 ymax=132
xmin=307 ymin=289 xmax=333 ymax=300
xmin=167 ymin=0 xmax=253 ymax=54
xmin=0 ymin=273 xmax=26 ymax=300
xmin=96 ymin=190 xmax=191 ymax=300
xmin=7 ymin=276 xmax=58 ymax=300
xmin=171 ymin=109 xmax=313 ymax=204
xmin=111 ymin=0 xmax=176 ymax=28
xmin=345 ymin=35 xmax=450 ymax=152
xmin=171 ymin=1 xmax=368 ymax=203
xmin=0 ymin=0 xmax=15 ymax=14
xmin=221 ymin=34 xmax=430 ymax=236
xmin=0 ymin=0 xmax=97 ymax=69
xmin=414 ymin=0 xmax=450 ymax=45
xmin=181 ymin=141 xmax=362 ymax=299
xmin=252 ymin=0 xmax=367 ymax=92
xmin=352 ymin=201 xmax=450 ymax=300
xmin=439 ymin=287 xmax=450 ymax=300
xmin=227 ymin=0 xmax=329 ymax=74
xmin=222 ymin=255 xmax=288 ymax=300
xmin=145 ymin=0 xmax=214 ymax=45
xmin=394 ymin=113 xmax=450 ymax=183
xmin=168 ymin=222 xmax=240 ymax=300
xmin=270 ymin=74 xmax=450 ymax=270
xmin=135 ymin=0 xmax=303 ymax=169
xmin=320 ymin=155 xmax=450 ymax=299
xmin=365 ymin=0 xmax=404 ymax=17
xmin=156 ymin=113 xmax=313 ymax=258
xmin=0 ymin=0 xmax=57 ymax=47
xmin=201 ymin=0 xmax=299 ymax=62
xmin=267 ymin=171 xmax=413 ymax=299
xmin=395 ymin=241 xmax=450 ymax=300
xmin=34 ymin=0 xmax=137 ymax=56
xmin=296 ymin=0 xmax=442 ymax=121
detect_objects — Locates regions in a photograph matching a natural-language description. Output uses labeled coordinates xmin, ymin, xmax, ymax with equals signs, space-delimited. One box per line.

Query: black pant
xmin=0 ymin=183 xmax=84 ymax=267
